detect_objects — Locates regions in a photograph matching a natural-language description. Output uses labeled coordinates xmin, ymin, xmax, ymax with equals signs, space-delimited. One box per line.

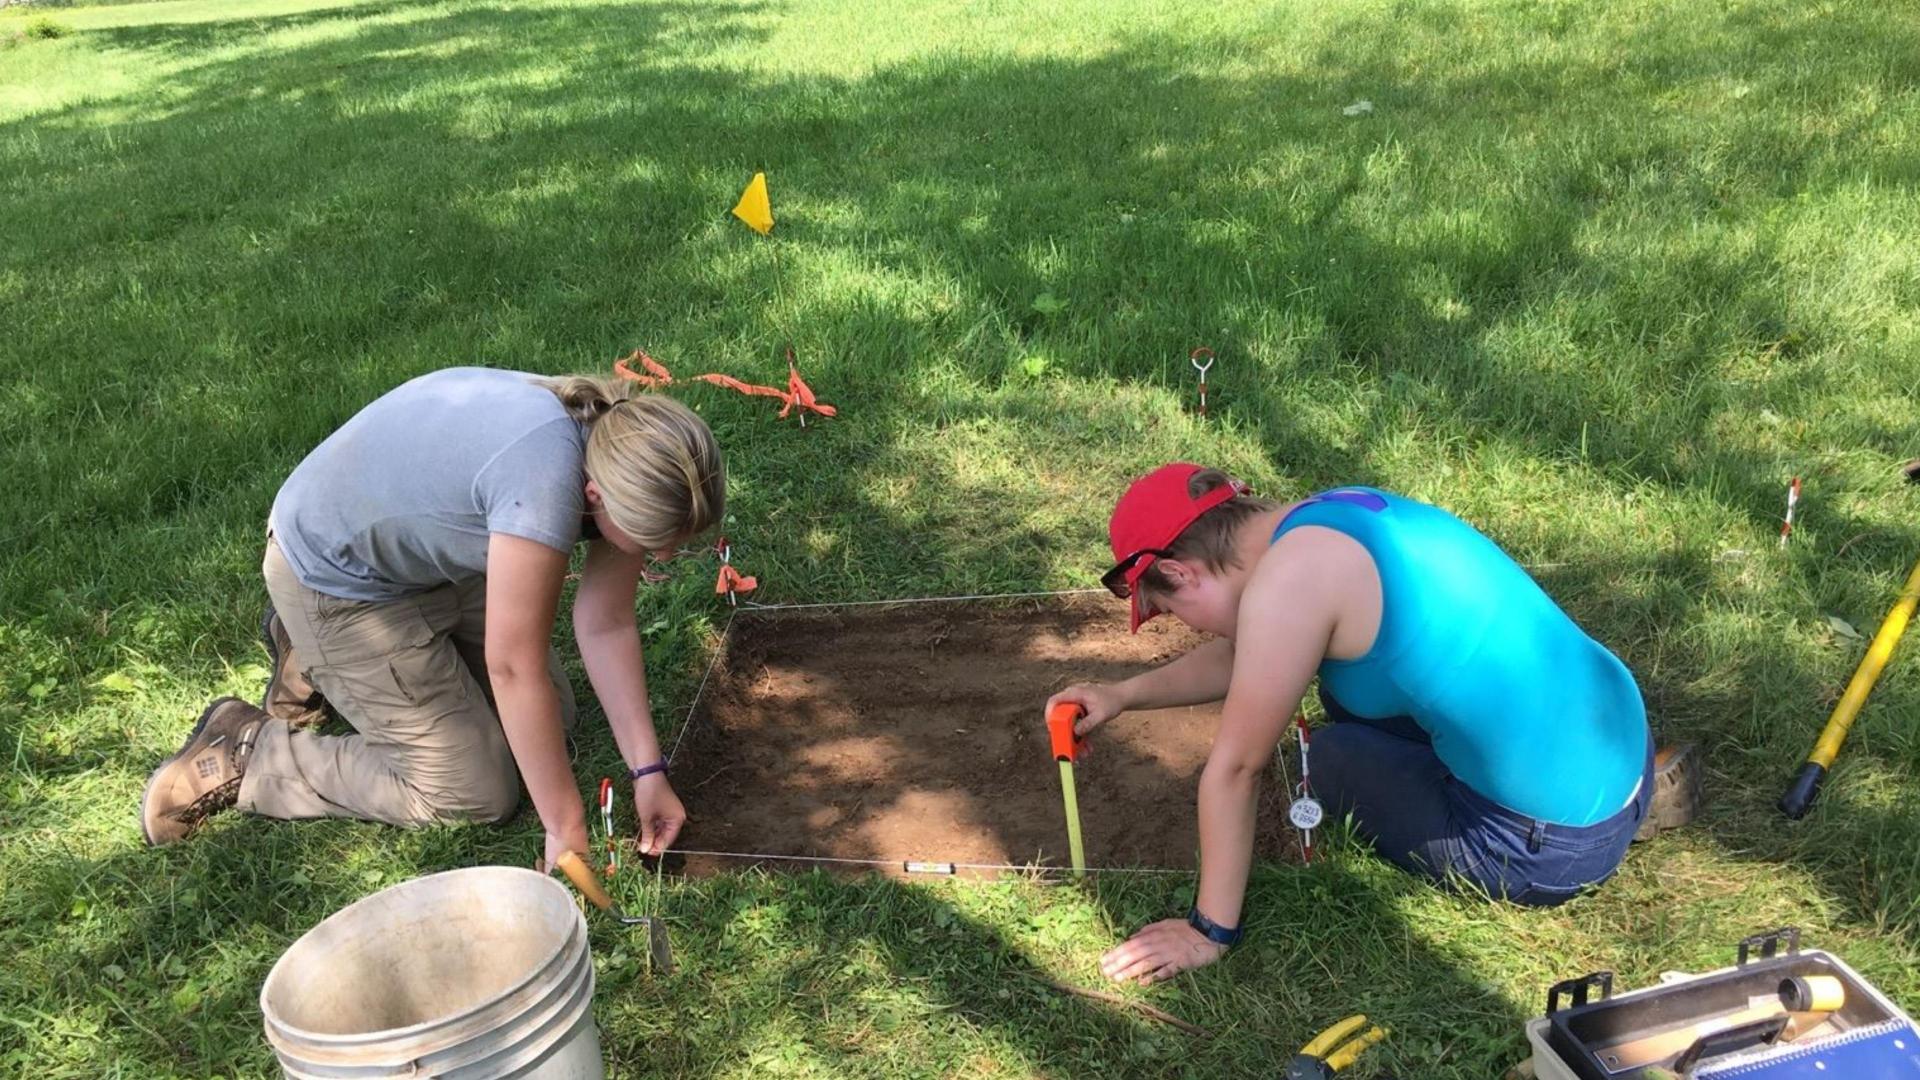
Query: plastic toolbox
xmin=1523 ymin=928 xmax=1920 ymax=1079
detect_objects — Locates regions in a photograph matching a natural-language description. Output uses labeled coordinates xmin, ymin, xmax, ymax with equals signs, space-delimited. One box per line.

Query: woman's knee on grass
xmin=372 ymin=714 xmax=523 ymax=826
xmin=401 ymin=751 xmax=521 ymax=825
xmin=1302 ymin=719 xmax=1479 ymax=880
xmin=458 ymin=767 xmax=522 ymax=825
xmin=1307 ymin=719 xmax=1448 ymax=815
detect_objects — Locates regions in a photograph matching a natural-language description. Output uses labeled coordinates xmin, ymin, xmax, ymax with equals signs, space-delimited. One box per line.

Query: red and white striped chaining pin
xmin=1779 ymin=477 xmax=1802 ymax=549
xmin=1289 ymin=714 xmax=1323 ymax=863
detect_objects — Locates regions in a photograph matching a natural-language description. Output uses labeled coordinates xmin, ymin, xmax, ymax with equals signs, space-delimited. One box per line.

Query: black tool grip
xmin=1672 ymin=1015 xmax=1789 ymax=1075
xmin=1779 ymin=761 xmax=1826 ymax=819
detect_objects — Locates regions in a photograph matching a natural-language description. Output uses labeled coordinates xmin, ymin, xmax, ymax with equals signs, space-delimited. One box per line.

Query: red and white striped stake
xmin=787 ymin=346 xmax=805 ymax=430
xmin=712 ymin=536 xmax=758 ymax=606
xmin=599 ymin=778 xmax=619 ymax=876
xmin=1190 ymin=347 xmax=1214 ymax=417
xmin=1289 ymin=714 xmax=1323 ymax=863
xmin=1780 ymin=477 xmax=1802 ymax=549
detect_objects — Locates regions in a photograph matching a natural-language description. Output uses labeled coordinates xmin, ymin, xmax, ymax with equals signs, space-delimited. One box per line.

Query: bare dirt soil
xmin=670 ymin=595 xmax=1292 ymax=876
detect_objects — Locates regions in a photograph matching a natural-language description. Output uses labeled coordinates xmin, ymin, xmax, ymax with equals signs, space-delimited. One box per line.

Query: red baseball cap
xmin=1106 ymin=463 xmax=1247 ymax=631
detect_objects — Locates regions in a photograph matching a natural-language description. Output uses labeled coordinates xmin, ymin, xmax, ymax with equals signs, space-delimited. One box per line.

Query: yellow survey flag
xmin=731 ymin=172 xmax=773 ymax=235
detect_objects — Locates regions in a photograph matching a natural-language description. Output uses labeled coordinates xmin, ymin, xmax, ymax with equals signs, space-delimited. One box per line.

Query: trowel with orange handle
xmin=554 ymin=851 xmax=673 ymax=975
xmin=1047 ymin=702 xmax=1089 ymax=879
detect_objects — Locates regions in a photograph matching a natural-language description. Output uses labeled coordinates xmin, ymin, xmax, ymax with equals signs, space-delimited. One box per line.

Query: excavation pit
xmin=669 ymin=594 xmax=1291 ymax=878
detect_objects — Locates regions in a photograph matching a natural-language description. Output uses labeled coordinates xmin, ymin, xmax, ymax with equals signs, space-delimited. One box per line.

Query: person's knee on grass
xmin=409 ymin=759 xmax=521 ymax=827
xmin=144 ymin=367 xmax=723 ymax=862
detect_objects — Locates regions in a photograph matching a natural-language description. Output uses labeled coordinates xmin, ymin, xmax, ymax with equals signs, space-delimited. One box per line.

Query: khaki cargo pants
xmin=238 ymin=539 xmax=576 ymax=826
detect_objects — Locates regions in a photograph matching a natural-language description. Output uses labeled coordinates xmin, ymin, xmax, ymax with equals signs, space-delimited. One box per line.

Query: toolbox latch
xmin=1736 ymin=926 xmax=1801 ymax=966
xmin=1546 ymin=971 xmax=1614 ymax=1015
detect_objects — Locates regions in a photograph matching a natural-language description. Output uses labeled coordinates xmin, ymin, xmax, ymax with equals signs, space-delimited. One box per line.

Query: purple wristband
xmin=628 ymin=760 xmax=668 ymax=781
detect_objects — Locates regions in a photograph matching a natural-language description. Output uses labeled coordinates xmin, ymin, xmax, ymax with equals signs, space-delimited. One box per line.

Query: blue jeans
xmin=1310 ymin=690 xmax=1652 ymax=907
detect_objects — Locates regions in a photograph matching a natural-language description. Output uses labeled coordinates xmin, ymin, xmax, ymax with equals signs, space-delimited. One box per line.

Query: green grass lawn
xmin=4 ymin=0 xmax=1920 ymax=1073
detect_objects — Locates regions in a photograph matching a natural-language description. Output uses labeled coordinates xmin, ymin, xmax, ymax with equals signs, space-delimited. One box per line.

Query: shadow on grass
xmin=6 ymin=0 xmax=1915 ymax=585
xmin=5 ymin=793 xmax=1525 ymax=1074
xmin=593 ymin=858 xmax=1527 ymax=1076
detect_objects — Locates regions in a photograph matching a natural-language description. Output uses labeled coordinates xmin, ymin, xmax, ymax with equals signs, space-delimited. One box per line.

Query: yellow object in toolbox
xmin=1524 ymin=928 xmax=1920 ymax=1079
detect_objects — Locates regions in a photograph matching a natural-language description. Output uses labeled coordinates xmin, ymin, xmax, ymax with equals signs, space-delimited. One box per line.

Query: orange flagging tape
xmin=613 ymin=348 xmax=835 ymax=420
xmin=715 ymin=563 xmax=757 ymax=596
xmin=613 ymin=349 xmax=675 ymax=388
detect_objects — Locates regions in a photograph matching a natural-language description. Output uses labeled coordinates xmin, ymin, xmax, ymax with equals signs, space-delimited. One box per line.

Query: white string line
xmin=666 ymin=608 xmax=735 ymax=766
xmin=740 ymin=588 xmax=1109 ymax=613
xmin=661 ymin=589 xmax=1194 ymax=872
xmin=669 ymin=847 xmax=1194 ymax=876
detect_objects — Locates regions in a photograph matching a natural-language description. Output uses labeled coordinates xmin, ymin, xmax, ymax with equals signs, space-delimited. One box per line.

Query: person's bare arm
xmin=1118 ymin=637 xmax=1237 ymax=710
xmin=573 ymin=539 xmax=684 ymax=855
xmin=1100 ymin=531 xmax=1351 ymax=984
xmin=1046 ymin=637 xmax=1236 ymax=737
xmin=1189 ymin=567 xmax=1333 ymax=932
xmin=485 ymin=533 xmax=584 ymax=869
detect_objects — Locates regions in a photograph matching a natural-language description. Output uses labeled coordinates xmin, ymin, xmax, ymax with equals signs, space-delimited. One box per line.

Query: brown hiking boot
xmin=141 ymin=697 xmax=266 ymax=846
xmin=260 ymin=603 xmax=329 ymax=729
xmin=1635 ymin=743 xmax=1702 ymax=841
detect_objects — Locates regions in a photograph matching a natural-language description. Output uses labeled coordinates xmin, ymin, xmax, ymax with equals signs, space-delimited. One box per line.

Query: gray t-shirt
xmin=270 ymin=367 xmax=588 ymax=601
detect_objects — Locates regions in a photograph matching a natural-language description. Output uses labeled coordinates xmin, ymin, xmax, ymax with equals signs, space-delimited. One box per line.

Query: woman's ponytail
xmin=543 ymin=375 xmax=629 ymax=422
xmin=539 ymin=375 xmax=725 ymax=549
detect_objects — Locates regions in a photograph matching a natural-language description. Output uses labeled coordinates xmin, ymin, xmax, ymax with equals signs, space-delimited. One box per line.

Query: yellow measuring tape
xmin=1047 ymin=703 xmax=1089 ymax=878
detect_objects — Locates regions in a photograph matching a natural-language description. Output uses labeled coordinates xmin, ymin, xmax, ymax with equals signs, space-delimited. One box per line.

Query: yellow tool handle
xmin=1809 ymin=555 xmax=1920 ymax=768
xmin=1302 ymin=1015 xmax=1370 ymax=1059
xmin=555 ymin=850 xmax=615 ymax=912
xmin=1058 ymin=760 xmax=1086 ymax=880
xmin=1783 ymin=552 xmax=1920 ymax=818
xmin=1325 ymin=1024 xmax=1388 ymax=1071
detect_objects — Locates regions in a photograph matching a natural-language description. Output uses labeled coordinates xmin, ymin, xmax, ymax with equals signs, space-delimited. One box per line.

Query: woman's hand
xmin=1099 ymin=918 xmax=1227 ymax=985
xmin=1045 ymin=682 xmax=1131 ymax=739
xmin=540 ymin=819 xmax=593 ymax=875
xmin=632 ymin=773 xmax=686 ymax=856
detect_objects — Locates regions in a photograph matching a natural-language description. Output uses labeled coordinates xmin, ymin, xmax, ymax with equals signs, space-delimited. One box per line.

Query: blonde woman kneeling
xmin=141 ymin=366 xmax=722 ymax=868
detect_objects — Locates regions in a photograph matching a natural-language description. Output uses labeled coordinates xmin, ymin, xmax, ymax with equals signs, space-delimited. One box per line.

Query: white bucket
xmin=260 ymin=866 xmax=603 ymax=1079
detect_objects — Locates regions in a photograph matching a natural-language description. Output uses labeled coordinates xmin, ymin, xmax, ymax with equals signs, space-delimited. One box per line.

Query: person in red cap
xmin=1050 ymin=464 xmax=1695 ymax=985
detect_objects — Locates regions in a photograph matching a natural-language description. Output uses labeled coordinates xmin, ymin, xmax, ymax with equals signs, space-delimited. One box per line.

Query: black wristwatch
xmin=1186 ymin=906 xmax=1244 ymax=948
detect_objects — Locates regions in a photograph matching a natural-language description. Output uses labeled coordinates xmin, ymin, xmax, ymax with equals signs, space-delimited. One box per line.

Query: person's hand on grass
xmin=1046 ymin=683 xmax=1130 ymax=739
xmin=1099 ymin=919 xmax=1227 ymax=985
xmin=633 ymin=772 xmax=686 ymax=857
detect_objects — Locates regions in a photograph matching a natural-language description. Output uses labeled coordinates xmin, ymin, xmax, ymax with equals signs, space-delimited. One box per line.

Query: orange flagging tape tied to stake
xmin=713 ymin=537 xmax=756 ymax=607
xmin=614 ymin=348 xmax=836 ymax=422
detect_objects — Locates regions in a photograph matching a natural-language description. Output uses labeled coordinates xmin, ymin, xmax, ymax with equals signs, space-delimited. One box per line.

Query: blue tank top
xmin=1277 ymin=488 xmax=1649 ymax=826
